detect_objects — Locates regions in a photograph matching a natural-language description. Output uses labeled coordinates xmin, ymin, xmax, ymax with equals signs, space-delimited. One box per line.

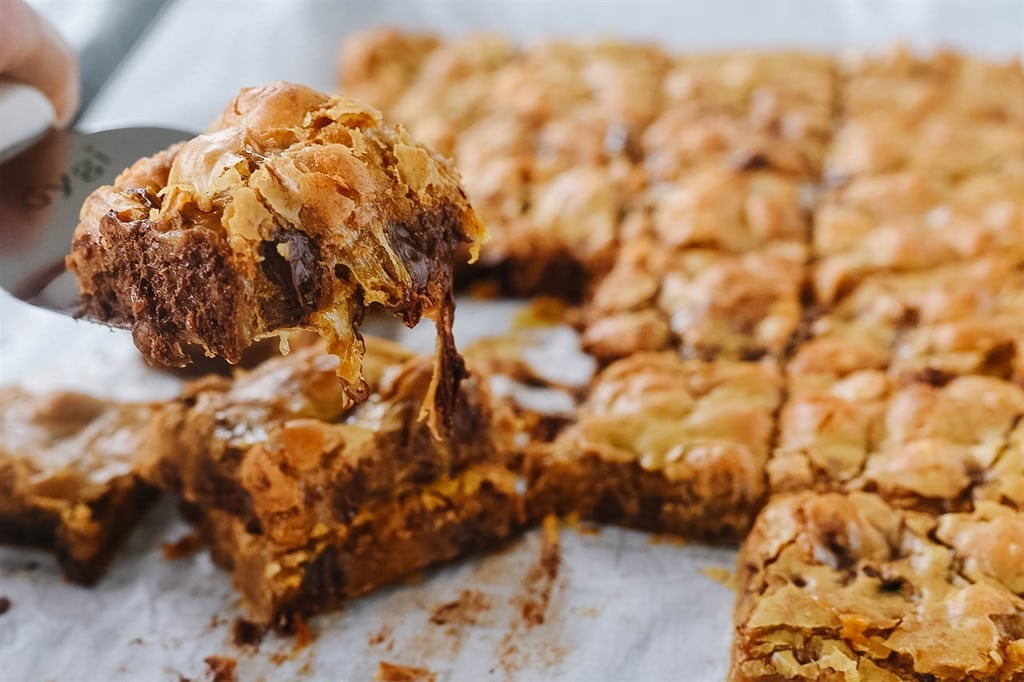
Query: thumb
xmin=0 ymin=0 xmax=80 ymax=126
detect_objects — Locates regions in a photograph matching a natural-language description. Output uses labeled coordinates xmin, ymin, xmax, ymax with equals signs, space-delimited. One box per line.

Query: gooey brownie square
xmin=0 ymin=387 xmax=156 ymax=584
xmin=67 ymin=82 xmax=484 ymax=434
xmin=731 ymin=492 xmax=1024 ymax=681
xmin=526 ymin=352 xmax=782 ymax=541
xmin=139 ymin=337 xmax=521 ymax=625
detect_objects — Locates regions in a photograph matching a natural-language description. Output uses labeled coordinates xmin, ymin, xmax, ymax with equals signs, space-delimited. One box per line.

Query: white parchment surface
xmin=2 ymin=1 xmax=1022 ymax=680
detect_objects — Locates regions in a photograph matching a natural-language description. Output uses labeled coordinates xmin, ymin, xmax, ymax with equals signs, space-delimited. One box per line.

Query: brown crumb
xmin=429 ymin=589 xmax=493 ymax=626
xmin=203 ymin=656 xmax=237 ymax=682
xmin=700 ymin=566 xmax=736 ymax=589
xmin=512 ymin=297 xmax=568 ymax=329
xmin=376 ymin=661 xmax=436 ymax=682
xmin=648 ymin=533 xmax=687 ymax=547
xmin=231 ymin=618 xmax=267 ymax=649
xmin=0 ymin=597 xmax=10 ymax=615
xmin=368 ymin=624 xmax=393 ymax=647
xmin=268 ymin=652 xmax=288 ymax=666
xmin=162 ymin=531 xmax=204 ymax=560
xmin=518 ymin=515 xmax=562 ymax=627
xmin=292 ymin=614 xmax=314 ymax=653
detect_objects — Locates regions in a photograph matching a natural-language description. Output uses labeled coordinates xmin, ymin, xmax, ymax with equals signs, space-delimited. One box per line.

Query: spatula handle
xmin=0 ymin=82 xmax=56 ymax=161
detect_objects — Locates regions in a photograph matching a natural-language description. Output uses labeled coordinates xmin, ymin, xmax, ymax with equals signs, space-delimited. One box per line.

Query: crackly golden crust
xmin=769 ymin=370 xmax=1024 ymax=513
xmin=138 ymin=338 xmax=514 ymax=547
xmin=840 ymin=46 xmax=1024 ymax=124
xmin=199 ymin=463 xmax=521 ymax=627
xmin=0 ymin=387 xmax=156 ymax=584
xmin=813 ymin=170 xmax=1024 ymax=303
xmin=67 ymin=82 xmax=484 ymax=435
xmin=526 ymin=352 xmax=782 ymax=541
xmin=583 ymin=237 xmax=806 ymax=363
xmin=792 ymin=256 xmax=1024 ymax=384
xmin=731 ymin=492 xmax=1024 ymax=681
xmin=826 ymin=49 xmax=1024 ymax=182
xmin=339 ymin=33 xmax=832 ymax=294
xmin=644 ymin=52 xmax=836 ymax=180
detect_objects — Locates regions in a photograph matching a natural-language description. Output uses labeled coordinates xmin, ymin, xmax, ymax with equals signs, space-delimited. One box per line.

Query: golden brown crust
xmin=526 ymin=353 xmax=782 ymax=541
xmin=583 ymin=238 xmax=806 ymax=363
xmin=793 ymin=256 xmax=1024 ymax=384
xmin=732 ymin=492 xmax=1024 ymax=681
xmin=770 ymin=371 xmax=1024 ymax=513
xmin=0 ymin=387 xmax=157 ymax=584
xmin=338 ymin=33 xmax=833 ymax=295
xmin=67 ymin=82 xmax=484 ymax=436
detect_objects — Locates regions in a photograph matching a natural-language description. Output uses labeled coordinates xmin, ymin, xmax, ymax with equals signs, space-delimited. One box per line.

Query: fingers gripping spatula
xmin=0 ymin=82 xmax=191 ymax=322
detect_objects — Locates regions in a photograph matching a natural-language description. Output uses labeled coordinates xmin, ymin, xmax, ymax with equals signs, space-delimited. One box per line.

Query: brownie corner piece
xmin=0 ymin=387 xmax=157 ymax=584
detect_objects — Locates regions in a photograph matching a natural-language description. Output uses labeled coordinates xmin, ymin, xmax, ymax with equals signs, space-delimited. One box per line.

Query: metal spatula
xmin=0 ymin=83 xmax=191 ymax=321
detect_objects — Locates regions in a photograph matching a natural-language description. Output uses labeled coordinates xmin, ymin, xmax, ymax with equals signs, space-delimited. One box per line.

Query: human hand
xmin=0 ymin=0 xmax=79 ymax=125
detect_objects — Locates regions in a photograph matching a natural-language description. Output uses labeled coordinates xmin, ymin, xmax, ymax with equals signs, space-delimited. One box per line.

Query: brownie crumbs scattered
xmin=0 ymin=596 xmax=10 ymax=615
xmin=700 ymin=566 xmax=736 ymax=589
xmin=367 ymin=624 xmax=394 ymax=648
xmin=231 ymin=618 xmax=267 ymax=649
xmin=162 ymin=532 xmax=204 ymax=560
xmin=429 ymin=589 xmax=493 ymax=626
xmin=203 ymin=655 xmax=237 ymax=682
xmin=292 ymin=614 xmax=314 ymax=652
xmin=648 ymin=533 xmax=687 ymax=547
xmin=376 ymin=661 xmax=436 ymax=682
xmin=518 ymin=515 xmax=561 ymax=627
xmin=494 ymin=516 xmax=568 ymax=678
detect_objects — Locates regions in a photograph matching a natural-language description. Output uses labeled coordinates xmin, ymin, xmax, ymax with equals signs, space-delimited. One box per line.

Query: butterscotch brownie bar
xmin=643 ymin=52 xmax=836 ymax=180
xmin=138 ymin=338 xmax=512 ymax=546
xmin=197 ymin=462 xmax=520 ymax=627
xmin=68 ymin=82 xmax=484 ymax=433
xmin=731 ymin=492 xmax=1024 ymax=681
xmin=827 ymin=50 xmax=1024 ymax=181
xmin=526 ymin=352 xmax=782 ymax=541
xmin=792 ymin=256 xmax=1024 ymax=384
xmin=769 ymin=369 xmax=1024 ymax=513
xmin=582 ymin=238 xmax=805 ymax=363
xmin=841 ymin=46 xmax=1024 ymax=124
xmin=0 ymin=387 xmax=156 ymax=584
xmin=813 ymin=170 xmax=1024 ymax=303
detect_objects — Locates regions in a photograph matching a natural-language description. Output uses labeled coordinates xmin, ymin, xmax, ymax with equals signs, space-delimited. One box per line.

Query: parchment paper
xmin=2 ymin=1 xmax=1022 ymax=680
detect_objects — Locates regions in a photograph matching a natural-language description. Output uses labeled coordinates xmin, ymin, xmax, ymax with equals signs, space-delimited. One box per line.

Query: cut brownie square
xmin=197 ymin=462 xmax=520 ymax=628
xmin=525 ymin=352 xmax=782 ymax=541
xmin=840 ymin=46 xmax=1024 ymax=125
xmin=769 ymin=369 xmax=1024 ymax=513
xmin=0 ymin=387 xmax=157 ymax=584
xmin=138 ymin=338 xmax=513 ymax=547
xmin=643 ymin=51 xmax=836 ymax=180
xmin=731 ymin=492 xmax=1024 ymax=681
xmin=336 ymin=28 xmax=441 ymax=113
xmin=813 ymin=170 xmax=1024 ymax=304
xmin=67 ymin=82 xmax=484 ymax=434
xmin=792 ymin=256 xmax=1024 ymax=384
xmin=582 ymin=237 xmax=805 ymax=363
